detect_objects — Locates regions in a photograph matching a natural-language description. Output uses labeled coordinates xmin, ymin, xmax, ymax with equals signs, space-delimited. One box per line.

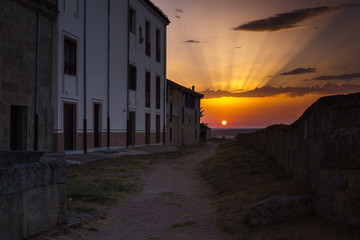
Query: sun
xmin=221 ymin=120 xmax=228 ymax=126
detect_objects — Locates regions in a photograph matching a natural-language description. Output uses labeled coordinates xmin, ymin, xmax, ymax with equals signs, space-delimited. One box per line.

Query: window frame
xmin=145 ymin=71 xmax=151 ymax=108
xmin=145 ymin=20 xmax=151 ymax=57
xmin=156 ymin=29 xmax=161 ymax=62
xmin=64 ymin=37 xmax=77 ymax=76
xmin=129 ymin=7 xmax=136 ymax=34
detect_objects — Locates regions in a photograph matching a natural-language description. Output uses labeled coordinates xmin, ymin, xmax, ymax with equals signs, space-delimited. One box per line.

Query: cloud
xmin=233 ymin=6 xmax=342 ymax=32
xmin=201 ymin=83 xmax=360 ymax=99
xmin=235 ymin=46 xmax=242 ymax=50
xmin=185 ymin=40 xmax=201 ymax=44
xmin=175 ymin=8 xmax=184 ymax=13
xmin=310 ymin=72 xmax=360 ymax=81
xmin=175 ymin=15 xmax=181 ymax=19
xmin=280 ymin=68 xmax=316 ymax=75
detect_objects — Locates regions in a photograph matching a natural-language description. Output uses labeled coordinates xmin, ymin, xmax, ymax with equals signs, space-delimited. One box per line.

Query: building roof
xmin=142 ymin=0 xmax=170 ymax=25
xmin=167 ymin=79 xmax=204 ymax=99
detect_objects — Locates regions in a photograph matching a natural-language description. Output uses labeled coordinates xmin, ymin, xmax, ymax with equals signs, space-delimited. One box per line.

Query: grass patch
xmin=171 ymin=221 xmax=197 ymax=228
xmin=199 ymin=141 xmax=308 ymax=238
xmin=67 ymin=145 xmax=202 ymax=211
xmin=199 ymin=141 xmax=360 ymax=240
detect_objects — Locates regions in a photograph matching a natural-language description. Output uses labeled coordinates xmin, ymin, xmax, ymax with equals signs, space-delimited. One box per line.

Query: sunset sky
xmin=152 ymin=0 xmax=360 ymax=128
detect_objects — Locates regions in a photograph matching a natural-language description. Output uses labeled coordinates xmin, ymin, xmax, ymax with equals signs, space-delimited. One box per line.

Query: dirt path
xmin=80 ymin=142 xmax=228 ymax=240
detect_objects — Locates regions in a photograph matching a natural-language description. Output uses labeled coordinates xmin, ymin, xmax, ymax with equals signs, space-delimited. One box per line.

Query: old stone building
xmin=166 ymin=79 xmax=203 ymax=147
xmin=0 ymin=0 xmax=58 ymax=151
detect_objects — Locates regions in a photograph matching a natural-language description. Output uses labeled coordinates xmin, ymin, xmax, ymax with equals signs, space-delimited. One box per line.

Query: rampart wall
xmin=238 ymin=93 xmax=360 ymax=224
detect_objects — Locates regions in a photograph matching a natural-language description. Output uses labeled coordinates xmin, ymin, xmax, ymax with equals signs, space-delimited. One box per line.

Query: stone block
xmin=327 ymin=172 xmax=347 ymax=191
xmin=0 ymin=167 xmax=25 ymax=195
xmin=0 ymin=193 xmax=23 ymax=240
xmin=0 ymin=69 xmax=10 ymax=80
xmin=14 ymin=48 xmax=23 ymax=59
xmin=1 ymin=81 xmax=19 ymax=92
xmin=22 ymin=185 xmax=59 ymax=238
xmin=313 ymin=193 xmax=335 ymax=217
xmin=57 ymin=183 xmax=67 ymax=223
xmin=248 ymin=196 xmax=309 ymax=225
xmin=2 ymin=57 xmax=17 ymax=70
xmin=17 ymin=62 xmax=29 ymax=73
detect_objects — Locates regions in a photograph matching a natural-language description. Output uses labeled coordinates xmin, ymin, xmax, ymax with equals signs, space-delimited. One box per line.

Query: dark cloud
xmin=175 ymin=15 xmax=181 ymax=19
xmin=175 ymin=8 xmax=184 ymax=13
xmin=280 ymin=68 xmax=316 ymax=75
xmin=185 ymin=40 xmax=201 ymax=44
xmin=201 ymin=83 xmax=360 ymax=99
xmin=233 ymin=6 xmax=342 ymax=32
xmin=310 ymin=72 xmax=360 ymax=81
xmin=235 ymin=46 xmax=242 ymax=50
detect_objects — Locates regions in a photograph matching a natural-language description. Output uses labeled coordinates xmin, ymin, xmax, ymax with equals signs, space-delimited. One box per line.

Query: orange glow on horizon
xmin=201 ymin=94 xmax=323 ymax=128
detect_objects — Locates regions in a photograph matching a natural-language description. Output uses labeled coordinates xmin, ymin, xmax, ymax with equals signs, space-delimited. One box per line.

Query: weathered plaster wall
xmin=0 ymin=151 xmax=66 ymax=240
xmin=238 ymin=92 xmax=360 ymax=224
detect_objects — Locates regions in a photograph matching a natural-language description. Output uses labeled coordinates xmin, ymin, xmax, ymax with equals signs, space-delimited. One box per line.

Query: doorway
xmin=94 ymin=104 xmax=101 ymax=148
xmin=10 ymin=105 xmax=27 ymax=150
xmin=64 ymin=103 xmax=76 ymax=150
xmin=127 ymin=112 xmax=136 ymax=146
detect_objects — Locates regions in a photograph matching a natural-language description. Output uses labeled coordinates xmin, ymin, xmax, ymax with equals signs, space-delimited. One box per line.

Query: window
xmin=156 ymin=76 xmax=160 ymax=109
xmin=145 ymin=71 xmax=150 ymax=108
xmin=169 ymin=103 xmax=173 ymax=122
xmin=156 ymin=115 xmax=160 ymax=143
xmin=182 ymin=107 xmax=184 ymax=124
xmin=195 ymin=129 xmax=198 ymax=140
xmin=195 ymin=110 xmax=197 ymax=124
xmin=169 ymin=127 xmax=172 ymax=142
xmin=64 ymin=37 xmax=77 ymax=75
xmin=10 ymin=105 xmax=27 ymax=150
xmin=156 ymin=29 xmax=161 ymax=62
xmin=129 ymin=7 xmax=136 ymax=34
xmin=129 ymin=64 xmax=137 ymax=90
xmin=185 ymin=93 xmax=195 ymax=109
xmin=145 ymin=20 xmax=151 ymax=57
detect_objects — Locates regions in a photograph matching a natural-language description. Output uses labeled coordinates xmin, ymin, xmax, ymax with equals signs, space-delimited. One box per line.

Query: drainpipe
xmin=34 ymin=10 xmax=40 ymax=151
xmin=83 ymin=0 xmax=87 ymax=153
xmin=107 ymin=0 xmax=111 ymax=148
xmin=126 ymin=0 xmax=130 ymax=148
xmin=163 ymin=27 xmax=167 ymax=146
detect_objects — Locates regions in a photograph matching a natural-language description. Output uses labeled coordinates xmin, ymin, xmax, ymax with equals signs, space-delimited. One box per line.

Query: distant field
xmin=211 ymin=128 xmax=261 ymax=139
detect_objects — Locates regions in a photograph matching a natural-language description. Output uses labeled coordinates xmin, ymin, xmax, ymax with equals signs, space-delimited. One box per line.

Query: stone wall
xmin=0 ymin=0 xmax=57 ymax=151
xmin=0 ymin=151 xmax=66 ymax=240
xmin=238 ymin=92 xmax=360 ymax=224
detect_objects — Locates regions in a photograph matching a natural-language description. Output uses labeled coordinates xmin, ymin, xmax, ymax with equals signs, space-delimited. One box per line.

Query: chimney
xmin=192 ymin=86 xmax=195 ymax=91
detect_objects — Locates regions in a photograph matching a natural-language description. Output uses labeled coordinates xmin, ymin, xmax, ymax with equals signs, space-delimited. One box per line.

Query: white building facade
xmin=52 ymin=0 xmax=170 ymax=152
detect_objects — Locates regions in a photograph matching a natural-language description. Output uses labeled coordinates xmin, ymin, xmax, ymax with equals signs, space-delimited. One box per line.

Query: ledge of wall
xmin=0 ymin=151 xmax=66 ymax=240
